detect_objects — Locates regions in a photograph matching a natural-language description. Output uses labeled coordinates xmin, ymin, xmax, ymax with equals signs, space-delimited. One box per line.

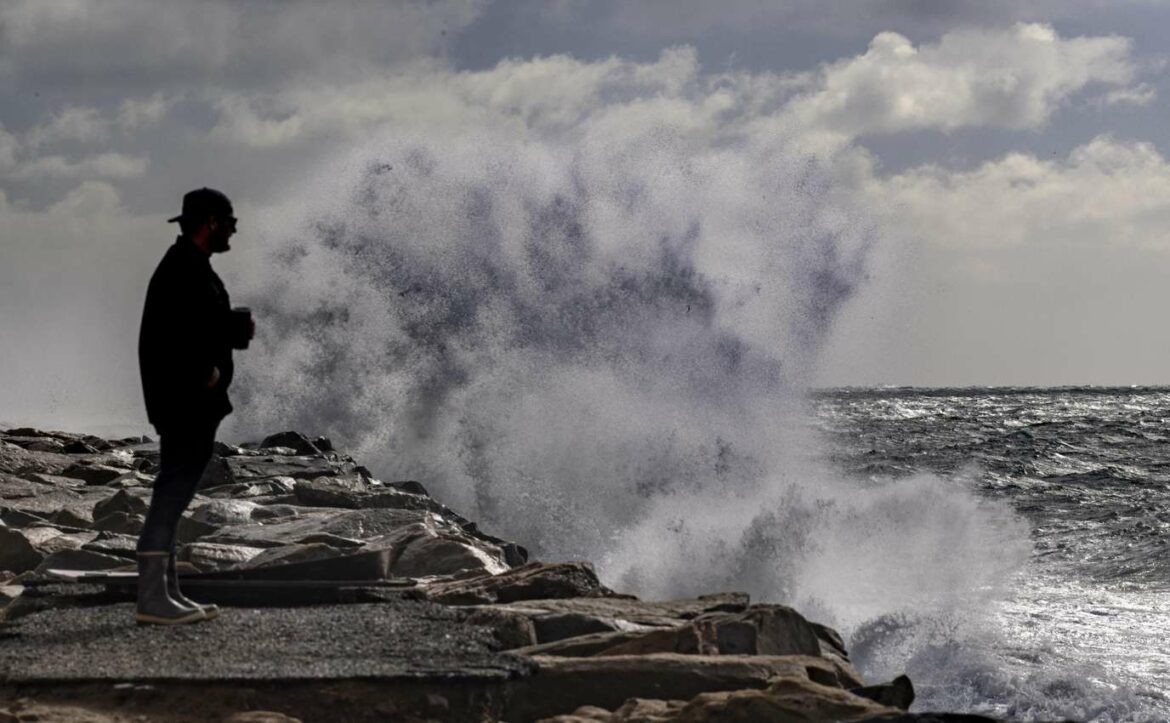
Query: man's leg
xmin=135 ymin=419 xmax=218 ymax=624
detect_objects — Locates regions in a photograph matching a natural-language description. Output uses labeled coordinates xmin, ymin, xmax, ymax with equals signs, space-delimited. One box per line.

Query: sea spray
xmin=226 ymin=56 xmax=1030 ymax=697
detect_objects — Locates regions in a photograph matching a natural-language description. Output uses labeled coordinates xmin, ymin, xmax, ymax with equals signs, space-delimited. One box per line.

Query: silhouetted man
xmin=136 ymin=187 xmax=252 ymax=625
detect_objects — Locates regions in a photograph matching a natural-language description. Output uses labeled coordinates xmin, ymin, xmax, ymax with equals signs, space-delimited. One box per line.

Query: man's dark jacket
xmin=138 ymin=236 xmax=234 ymax=431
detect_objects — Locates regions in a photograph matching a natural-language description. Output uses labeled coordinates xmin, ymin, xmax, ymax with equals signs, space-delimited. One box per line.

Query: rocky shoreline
xmin=0 ymin=426 xmax=1060 ymax=722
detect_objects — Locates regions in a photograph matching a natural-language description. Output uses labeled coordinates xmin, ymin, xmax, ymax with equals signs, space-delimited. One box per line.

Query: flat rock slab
xmin=0 ymin=600 xmax=535 ymax=684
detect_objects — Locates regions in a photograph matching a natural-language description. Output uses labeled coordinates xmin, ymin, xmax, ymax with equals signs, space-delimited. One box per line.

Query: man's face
xmin=208 ymin=213 xmax=237 ymax=253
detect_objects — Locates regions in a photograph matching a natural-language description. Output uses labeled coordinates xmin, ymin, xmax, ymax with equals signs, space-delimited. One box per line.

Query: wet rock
xmin=180 ymin=542 xmax=265 ymax=571
xmin=33 ymin=548 xmax=129 ymax=575
xmin=424 ymin=562 xmax=617 ymax=605
xmin=596 ymin=605 xmax=824 ymax=658
xmin=851 ymin=674 xmax=915 ymax=710
xmin=226 ymin=455 xmax=350 ymax=482
xmin=260 ymin=431 xmax=322 ymax=456
xmin=61 ymin=462 xmax=127 ymax=486
xmin=509 ymin=654 xmax=846 ymax=721
xmin=494 ymin=593 xmax=748 ymax=630
xmin=202 ymin=478 xmax=296 ymax=499
xmin=202 ymin=508 xmax=430 ymax=549
xmin=292 ymin=477 xmax=450 ymax=516
xmin=388 ymin=523 xmax=509 ymax=578
xmin=92 ymin=489 xmax=149 ymax=520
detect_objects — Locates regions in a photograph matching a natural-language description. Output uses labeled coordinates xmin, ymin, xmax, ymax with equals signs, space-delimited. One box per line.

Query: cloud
xmin=9 ymin=152 xmax=149 ymax=179
xmin=117 ymin=93 xmax=177 ymax=131
xmin=0 ymin=0 xmax=486 ymax=90
xmin=25 ymin=106 xmax=110 ymax=148
xmin=777 ymin=24 xmax=1139 ymax=146
xmin=870 ymin=135 xmax=1170 ymax=254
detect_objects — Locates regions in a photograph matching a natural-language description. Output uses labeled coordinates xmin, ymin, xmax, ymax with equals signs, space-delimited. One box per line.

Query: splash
xmin=227 ymin=54 xmax=1026 ymax=649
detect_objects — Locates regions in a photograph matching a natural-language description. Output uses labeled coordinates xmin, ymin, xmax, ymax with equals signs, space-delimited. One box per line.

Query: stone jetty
xmin=0 ymin=426 xmax=1050 ymax=722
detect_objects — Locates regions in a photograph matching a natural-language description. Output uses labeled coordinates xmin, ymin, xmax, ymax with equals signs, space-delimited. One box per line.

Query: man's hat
xmin=167 ymin=187 xmax=234 ymax=224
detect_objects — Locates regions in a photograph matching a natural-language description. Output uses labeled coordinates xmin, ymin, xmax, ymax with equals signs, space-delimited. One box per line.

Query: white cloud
xmin=777 ymin=23 xmax=1138 ymax=147
xmin=9 ymin=152 xmax=149 ymax=180
xmin=117 ymin=93 xmax=177 ymax=131
xmin=25 ymin=106 xmax=110 ymax=148
xmin=870 ymin=135 xmax=1170 ymax=254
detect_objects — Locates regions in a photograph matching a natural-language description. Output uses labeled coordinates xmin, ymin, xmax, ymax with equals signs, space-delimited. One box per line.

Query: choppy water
xmin=812 ymin=387 xmax=1170 ymax=721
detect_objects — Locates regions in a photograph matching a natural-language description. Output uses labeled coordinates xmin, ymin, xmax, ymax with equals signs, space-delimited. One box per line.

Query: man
xmin=136 ymin=187 xmax=252 ymax=625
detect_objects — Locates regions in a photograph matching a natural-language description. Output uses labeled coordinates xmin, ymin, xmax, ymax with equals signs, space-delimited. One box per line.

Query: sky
xmin=3 ymin=0 xmax=1170 ymax=433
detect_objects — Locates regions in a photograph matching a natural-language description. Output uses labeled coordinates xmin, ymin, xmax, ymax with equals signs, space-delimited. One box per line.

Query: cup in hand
xmin=229 ymin=306 xmax=253 ymax=349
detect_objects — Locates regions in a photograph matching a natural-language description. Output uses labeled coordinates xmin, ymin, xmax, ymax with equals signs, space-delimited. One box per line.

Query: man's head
xmin=168 ymin=187 xmax=237 ymax=254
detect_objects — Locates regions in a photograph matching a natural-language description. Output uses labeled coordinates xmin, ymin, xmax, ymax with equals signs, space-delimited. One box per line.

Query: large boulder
xmin=507 ymin=654 xmax=854 ymax=721
xmin=60 ymin=462 xmax=127 ymax=486
xmin=259 ymin=431 xmax=324 ymax=456
xmin=596 ymin=605 xmax=824 ymax=658
xmin=92 ymin=489 xmax=149 ymax=521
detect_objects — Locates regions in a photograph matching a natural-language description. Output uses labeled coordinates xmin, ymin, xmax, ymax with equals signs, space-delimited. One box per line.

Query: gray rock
xmin=0 ymin=526 xmax=97 ymax=573
xmin=203 ymin=508 xmax=431 ymax=549
xmin=594 ymin=605 xmax=824 ymax=659
xmin=92 ymin=489 xmax=150 ymax=520
xmin=423 ymin=562 xmax=618 ymax=605
xmin=197 ymin=453 xmax=235 ymax=489
xmin=105 ymin=471 xmax=155 ymax=488
xmin=227 ymin=455 xmax=350 ymax=482
xmin=25 ymin=472 xmax=89 ymax=488
xmin=260 ymin=431 xmax=322 ymax=456
xmin=0 ymin=474 xmax=42 ymax=499
xmin=92 ymin=511 xmax=145 ymax=535
xmin=243 ymin=542 xmax=347 ymax=569
xmin=293 ymin=476 xmax=446 ymax=515
xmin=33 ymin=548 xmax=130 ymax=575
xmin=180 ymin=542 xmax=265 ymax=571
xmin=852 ymin=674 xmax=915 ymax=710
xmin=462 ymin=606 xmax=538 ymax=650
xmin=61 ymin=462 xmax=127 ymax=486
xmin=190 ymin=499 xmax=260 ymax=526
xmin=48 ymin=508 xmax=92 ymax=529
xmin=82 ymin=532 xmax=139 ymax=559
xmin=0 ymin=444 xmax=74 ymax=476
xmin=388 ymin=523 xmax=509 ymax=579
xmin=250 ymin=504 xmax=304 ymax=521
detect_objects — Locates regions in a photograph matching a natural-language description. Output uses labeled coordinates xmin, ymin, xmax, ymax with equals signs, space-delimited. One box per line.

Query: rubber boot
xmin=167 ymin=551 xmax=219 ymax=620
xmin=136 ymin=551 xmax=206 ymax=625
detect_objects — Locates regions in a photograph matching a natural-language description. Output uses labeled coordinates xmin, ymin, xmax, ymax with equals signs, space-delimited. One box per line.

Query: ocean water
xmin=812 ymin=387 xmax=1170 ymax=721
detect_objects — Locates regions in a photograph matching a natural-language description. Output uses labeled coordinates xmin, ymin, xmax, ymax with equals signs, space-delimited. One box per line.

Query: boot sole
xmin=136 ymin=610 xmax=208 ymax=626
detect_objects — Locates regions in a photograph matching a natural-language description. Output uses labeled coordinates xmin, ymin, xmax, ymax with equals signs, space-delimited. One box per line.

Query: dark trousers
xmin=137 ymin=418 xmax=219 ymax=553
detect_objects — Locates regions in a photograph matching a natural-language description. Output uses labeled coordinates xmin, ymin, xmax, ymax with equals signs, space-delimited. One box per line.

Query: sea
xmin=811 ymin=386 xmax=1170 ymax=722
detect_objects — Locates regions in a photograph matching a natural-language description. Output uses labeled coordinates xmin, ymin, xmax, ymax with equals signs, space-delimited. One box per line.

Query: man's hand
xmin=207 ymin=366 xmax=221 ymax=389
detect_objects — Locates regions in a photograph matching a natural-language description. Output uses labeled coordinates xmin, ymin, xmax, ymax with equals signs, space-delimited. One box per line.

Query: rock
xmin=92 ymin=511 xmax=145 ymax=536
xmin=61 ymin=463 xmax=127 ymax=486
xmin=243 ymin=542 xmax=346 ymax=569
xmin=260 ymin=431 xmax=323 ymax=456
xmin=25 ymin=472 xmax=88 ymax=488
xmin=0 ymin=474 xmax=42 ymax=499
xmin=851 ymin=674 xmax=915 ymax=710
xmin=596 ymin=605 xmax=824 ymax=659
xmin=190 ymin=499 xmax=260 ymax=526
xmin=391 ymin=480 xmax=429 ymax=496
xmin=227 ymin=455 xmax=350 ymax=482
xmin=646 ymin=675 xmax=897 ymax=723
xmin=82 ymin=532 xmax=139 ymax=560
xmin=202 ymin=479 xmax=296 ymax=499
xmin=388 ymin=523 xmax=509 ymax=578
xmin=492 ymin=593 xmax=748 ymax=631
xmin=250 ymin=504 xmax=304 ymax=521
xmin=0 ymin=527 xmax=97 ymax=573
xmin=531 ymin=613 xmax=658 ymax=645
xmin=61 ymin=439 xmax=100 ymax=454
xmin=33 ymin=548 xmax=129 ymax=575
xmin=463 ymin=607 xmax=539 ymax=650
xmin=224 ymin=712 xmax=303 ymax=723
xmin=292 ymin=477 xmax=453 ymax=517
xmin=92 ymin=489 xmax=149 ymax=520
xmin=0 ymin=508 xmax=49 ymax=528
xmin=176 ymin=514 xmax=220 ymax=544
xmin=202 ymin=508 xmax=431 ymax=549
xmin=423 ymin=562 xmax=618 ymax=605
xmin=48 ymin=508 xmax=92 ymax=529
xmin=0 ymin=445 xmax=73 ymax=477
xmin=104 ymin=471 xmax=154 ymax=488
xmin=197 ymin=454 xmax=235 ymax=489
xmin=508 ymin=654 xmax=845 ymax=722
xmin=180 ymin=542 xmax=265 ymax=571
